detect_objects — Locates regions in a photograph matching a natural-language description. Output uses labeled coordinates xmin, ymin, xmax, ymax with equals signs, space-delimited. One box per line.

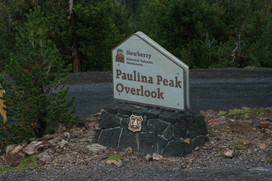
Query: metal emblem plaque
xmin=128 ymin=114 xmax=143 ymax=132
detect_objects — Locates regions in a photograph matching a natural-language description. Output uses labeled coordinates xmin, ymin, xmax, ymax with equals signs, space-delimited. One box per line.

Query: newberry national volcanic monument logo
xmin=128 ymin=114 xmax=143 ymax=132
xmin=115 ymin=49 xmax=125 ymax=63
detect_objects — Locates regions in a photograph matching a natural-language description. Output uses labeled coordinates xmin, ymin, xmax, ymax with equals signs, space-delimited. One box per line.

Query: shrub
xmin=0 ymin=8 xmax=76 ymax=145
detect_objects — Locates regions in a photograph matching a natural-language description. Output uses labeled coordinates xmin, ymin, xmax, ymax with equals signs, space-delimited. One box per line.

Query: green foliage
xmin=75 ymin=0 xmax=128 ymax=71
xmin=231 ymin=140 xmax=256 ymax=150
xmin=217 ymin=107 xmax=272 ymax=118
xmin=0 ymin=8 xmax=76 ymax=145
xmin=216 ymin=151 xmax=225 ymax=157
xmin=0 ymin=0 xmax=71 ymax=72
xmin=103 ymin=155 xmax=124 ymax=162
xmin=255 ymin=17 xmax=272 ymax=67
xmin=1 ymin=0 xmax=272 ymax=71
xmin=0 ymin=0 xmax=28 ymax=72
xmin=0 ymin=156 xmax=42 ymax=174
xmin=121 ymin=0 xmax=142 ymax=16
xmin=139 ymin=0 xmax=226 ymax=68
xmin=138 ymin=0 xmax=272 ymax=68
xmin=265 ymin=157 xmax=272 ymax=163
xmin=40 ymin=0 xmax=72 ymax=66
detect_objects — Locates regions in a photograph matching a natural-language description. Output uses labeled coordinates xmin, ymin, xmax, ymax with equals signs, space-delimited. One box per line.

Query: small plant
xmin=217 ymin=111 xmax=227 ymax=117
xmin=103 ymin=155 xmax=124 ymax=162
xmin=232 ymin=140 xmax=256 ymax=150
xmin=0 ymin=157 xmax=42 ymax=174
xmin=265 ymin=157 xmax=272 ymax=163
xmin=217 ymin=107 xmax=272 ymax=118
xmin=216 ymin=151 xmax=225 ymax=157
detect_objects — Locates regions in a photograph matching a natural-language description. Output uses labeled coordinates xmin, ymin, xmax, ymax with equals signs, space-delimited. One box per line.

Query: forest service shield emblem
xmin=128 ymin=114 xmax=143 ymax=132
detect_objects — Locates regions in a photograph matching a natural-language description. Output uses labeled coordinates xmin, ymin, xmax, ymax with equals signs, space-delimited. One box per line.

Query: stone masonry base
xmin=95 ymin=102 xmax=208 ymax=157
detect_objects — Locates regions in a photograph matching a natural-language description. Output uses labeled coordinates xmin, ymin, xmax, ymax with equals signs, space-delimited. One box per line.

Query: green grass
xmin=103 ymin=155 xmax=124 ymax=162
xmin=265 ymin=157 xmax=272 ymax=163
xmin=0 ymin=157 xmax=42 ymax=174
xmin=231 ymin=140 xmax=256 ymax=150
xmin=216 ymin=151 xmax=225 ymax=157
xmin=217 ymin=107 xmax=272 ymax=118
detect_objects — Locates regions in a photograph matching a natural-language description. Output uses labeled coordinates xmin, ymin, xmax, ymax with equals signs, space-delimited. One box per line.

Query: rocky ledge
xmin=96 ymin=102 xmax=208 ymax=157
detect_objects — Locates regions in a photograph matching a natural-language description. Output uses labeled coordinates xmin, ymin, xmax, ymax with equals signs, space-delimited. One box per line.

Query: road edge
xmin=66 ymin=68 xmax=272 ymax=84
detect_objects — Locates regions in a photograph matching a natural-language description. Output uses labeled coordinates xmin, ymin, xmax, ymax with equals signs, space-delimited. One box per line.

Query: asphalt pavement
xmin=66 ymin=69 xmax=272 ymax=118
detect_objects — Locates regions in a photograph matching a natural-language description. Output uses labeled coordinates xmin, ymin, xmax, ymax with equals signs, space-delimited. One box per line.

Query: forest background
xmin=0 ymin=0 xmax=272 ymax=72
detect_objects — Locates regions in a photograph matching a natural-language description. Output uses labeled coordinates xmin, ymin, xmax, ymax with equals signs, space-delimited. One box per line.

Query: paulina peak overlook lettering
xmin=115 ymin=69 xmax=182 ymax=88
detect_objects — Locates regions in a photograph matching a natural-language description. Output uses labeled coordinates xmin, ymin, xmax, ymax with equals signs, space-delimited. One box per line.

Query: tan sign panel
xmin=112 ymin=32 xmax=189 ymax=110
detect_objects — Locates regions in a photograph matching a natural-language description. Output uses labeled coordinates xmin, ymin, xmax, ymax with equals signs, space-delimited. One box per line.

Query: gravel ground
xmin=1 ymin=110 xmax=272 ymax=181
xmin=0 ymin=159 xmax=271 ymax=181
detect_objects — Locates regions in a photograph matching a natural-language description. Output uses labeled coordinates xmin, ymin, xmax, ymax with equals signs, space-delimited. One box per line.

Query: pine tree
xmin=0 ymin=7 xmax=76 ymax=144
xmin=256 ymin=17 xmax=272 ymax=67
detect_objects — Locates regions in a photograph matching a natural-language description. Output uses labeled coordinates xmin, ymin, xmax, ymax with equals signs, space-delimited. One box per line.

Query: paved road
xmin=66 ymin=73 xmax=272 ymax=118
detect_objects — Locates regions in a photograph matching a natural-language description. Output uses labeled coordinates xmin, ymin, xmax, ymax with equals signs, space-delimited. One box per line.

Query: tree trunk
xmin=69 ymin=0 xmax=81 ymax=72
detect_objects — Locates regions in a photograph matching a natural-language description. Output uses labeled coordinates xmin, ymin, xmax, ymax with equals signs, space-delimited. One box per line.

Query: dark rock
xmin=186 ymin=118 xmax=195 ymax=138
xmin=192 ymin=135 xmax=209 ymax=148
xmin=132 ymin=109 xmax=144 ymax=116
xmin=99 ymin=112 xmax=121 ymax=129
xmin=162 ymin=125 xmax=173 ymax=140
xmin=118 ymin=129 xmax=137 ymax=150
xmin=104 ymin=103 xmax=119 ymax=114
xmin=94 ymin=129 xmax=102 ymax=142
xmin=141 ymin=117 xmax=148 ymax=132
xmin=149 ymin=119 xmax=170 ymax=135
xmin=159 ymin=110 xmax=187 ymax=124
xmin=97 ymin=103 xmax=208 ymax=157
xmin=173 ymin=121 xmax=187 ymax=140
xmin=161 ymin=141 xmax=185 ymax=157
xmin=116 ymin=114 xmax=129 ymax=118
xmin=186 ymin=115 xmax=208 ymax=138
xmin=97 ymin=128 xmax=122 ymax=147
xmin=184 ymin=141 xmax=193 ymax=155
xmin=139 ymin=132 xmax=157 ymax=153
xmin=132 ymin=105 xmax=149 ymax=116
xmin=146 ymin=119 xmax=155 ymax=133
xmin=157 ymin=136 xmax=169 ymax=154
xmin=194 ymin=115 xmax=208 ymax=135
xmin=144 ymin=108 xmax=162 ymax=119
xmin=118 ymin=103 xmax=135 ymax=115
xmin=121 ymin=118 xmax=130 ymax=128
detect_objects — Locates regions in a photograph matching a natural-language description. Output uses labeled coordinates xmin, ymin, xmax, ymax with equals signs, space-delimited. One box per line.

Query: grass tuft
xmin=217 ymin=107 xmax=272 ymax=118
xmin=265 ymin=157 xmax=272 ymax=163
xmin=231 ymin=140 xmax=256 ymax=150
xmin=0 ymin=157 xmax=42 ymax=174
xmin=103 ymin=155 xmax=124 ymax=162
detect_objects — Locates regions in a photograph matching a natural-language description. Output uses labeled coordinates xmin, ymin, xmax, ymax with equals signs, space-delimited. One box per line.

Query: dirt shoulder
xmin=0 ymin=108 xmax=272 ymax=180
